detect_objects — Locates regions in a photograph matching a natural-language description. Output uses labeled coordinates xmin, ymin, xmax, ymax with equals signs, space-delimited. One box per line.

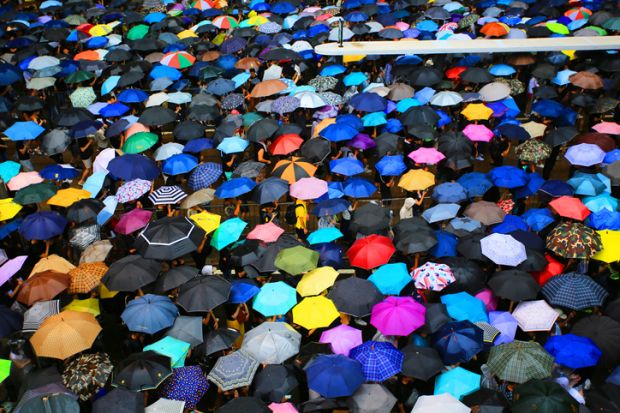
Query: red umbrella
xmin=533 ymin=253 xmax=565 ymax=286
xmin=269 ymin=134 xmax=304 ymax=155
xmin=549 ymin=196 xmax=590 ymax=221
xmin=347 ymin=234 xmax=396 ymax=270
xmin=445 ymin=66 xmax=467 ymax=80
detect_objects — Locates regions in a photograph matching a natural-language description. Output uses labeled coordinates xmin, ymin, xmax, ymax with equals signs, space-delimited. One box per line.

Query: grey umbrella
xmin=232 ymin=161 xmax=266 ymax=179
xmin=253 ymin=365 xmax=299 ymax=403
xmin=241 ymin=322 xmax=301 ymax=364
xmin=348 ymin=384 xmax=397 ymax=413
xmin=207 ymin=350 xmax=259 ymax=391
xmin=166 ymin=315 xmax=203 ymax=347
xmin=176 ymin=276 xmax=231 ymax=313
xmin=41 ymin=129 xmax=71 ymax=156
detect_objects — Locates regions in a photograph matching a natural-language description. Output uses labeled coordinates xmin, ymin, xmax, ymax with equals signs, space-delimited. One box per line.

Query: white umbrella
xmin=366 ymin=21 xmax=384 ymax=33
xmin=290 ymin=40 xmax=313 ymax=52
xmin=28 ymin=55 xmax=60 ymax=70
xmin=294 ymin=91 xmax=327 ymax=108
xmin=512 ymin=300 xmax=559 ymax=332
xmin=255 ymin=100 xmax=273 ymax=113
xmin=411 ymin=394 xmax=469 ymax=413
xmin=146 ymin=92 xmax=169 ymax=107
xmin=93 ymin=148 xmax=117 ymax=173
xmin=26 ymin=77 xmax=56 ymax=90
xmin=329 ymin=27 xmax=354 ymax=41
xmin=478 ymin=81 xmax=512 ymax=102
xmin=241 ymin=322 xmax=301 ymax=364
xmin=146 ymin=398 xmax=185 ymax=413
xmin=480 ymin=233 xmax=527 ymax=266
xmin=430 ymin=91 xmax=463 ymax=106
xmin=154 ymin=143 xmax=184 ymax=161
xmin=80 ymin=239 xmax=113 ymax=264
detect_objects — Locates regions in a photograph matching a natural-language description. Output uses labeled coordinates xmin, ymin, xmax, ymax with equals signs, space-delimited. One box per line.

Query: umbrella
xmin=177 ymin=276 xmax=230 ymax=313
xmin=488 ymin=270 xmax=540 ymax=302
xmin=441 ymin=292 xmax=488 ymax=323
xmin=350 ymin=203 xmax=391 ymax=235
xmin=368 ymin=263 xmax=411 ymax=295
xmin=102 ymin=255 xmax=160 ymax=292
xmin=371 ymin=296 xmax=425 ymax=336
xmin=348 ymin=384 xmax=397 ymax=413
xmin=19 ymin=211 xmax=67 ymax=240
xmin=432 ymin=320 xmax=484 ymax=364
xmin=207 ymin=350 xmax=259 ymax=391
xmin=544 ymin=334 xmax=602 ymax=369
xmin=135 ymin=216 xmax=206 ymax=261
xmin=401 ymin=345 xmax=444 ymax=381
xmin=411 ymin=262 xmax=456 ymax=291
xmin=165 ymin=316 xmax=203 ymax=347
xmin=546 ymin=221 xmax=602 ymax=259
xmin=68 ymin=262 xmax=108 ymax=294
xmin=62 ymin=353 xmax=113 ymax=401
xmin=565 ymin=143 xmax=606 ymax=167
xmin=512 ymin=380 xmax=578 ymax=413
xmin=512 ymin=300 xmax=559 ymax=332
xmin=487 ymin=341 xmax=553 ymax=384
xmin=571 ymin=315 xmax=620 ymax=367
xmin=480 ymin=233 xmax=527 ymax=266
xmin=242 ymin=322 xmax=301 ymax=364
xmin=541 ymin=272 xmax=608 ymax=310
xmin=254 ymin=365 xmax=299 ymax=403
xmin=217 ymin=397 xmax=269 ymax=413
xmin=121 ymin=294 xmax=178 ymax=334
xmin=158 ymin=366 xmax=208 ymax=410
xmin=108 ymin=154 xmax=159 ymax=181
xmin=411 ymin=394 xmax=469 ymax=413
xmin=143 ymin=336 xmax=190 ymax=368
xmin=253 ymin=281 xmax=297 ymax=317
xmin=320 ymin=324 xmax=363 ymax=356
xmin=115 ymin=209 xmax=153 ymax=235
xmin=113 ymin=351 xmax=172 ymax=391
xmin=305 ymin=354 xmax=365 ymax=398
xmin=272 ymin=157 xmax=316 ymax=184
xmin=293 ymin=296 xmax=340 ymax=330
xmin=93 ymin=388 xmax=144 ymax=413
xmin=17 ymin=271 xmax=70 ymax=306
xmin=211 ymin=218 xmax=247 ymax=250
xmin=347 ymin=235 xmax=396 ymax=270
xmin=329 ymin=277 xmax=383 ymax=317
xmin=434 ymin=367 xmax=480 ymax=400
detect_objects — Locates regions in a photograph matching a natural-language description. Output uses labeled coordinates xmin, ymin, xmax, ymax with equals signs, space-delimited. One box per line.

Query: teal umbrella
xmin=143 ymin=336 xmax=190 ymax=368
xmin=362 ymin=111 xmax=387 ymax=127
xmin=253 ymin=281 xmax=297 ymax=317
xmin=583 ymin=193 xmax=618 ymax=213
xmin=307 ymin=227 xmax=343 ymax=245
xmin=434 ymin=366 xmax=481 ymax=400
xmin=0 ymin=161 xmax=20 ymax=183
xmin=368 ymin=263 xmax=412 ymax=295
xmin=440 ymin=292 xmax=488 ymax=323
xmin=210 ymin=217 xmax=247 ymax=250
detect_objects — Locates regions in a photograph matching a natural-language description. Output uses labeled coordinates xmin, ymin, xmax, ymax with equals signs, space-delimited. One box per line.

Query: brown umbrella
xmin=30 ymin=254 xmax=76 ymax=276
xmin=201 ymin=50 xmax=221 ymax=62
xmin=235 ymin=57 xmax=261 ymax=71
xmin=571 ymin=132 xmax=616 ymax=152
xmin=68 ymin=262 xmax=109 ymax=294
xmin=570 ymin=71 xmax=604 ymax=90
xmin=17 ymin=271 xmax=71 ymax=306
xmin=463 ymin=201 xmax=506 ymax=226
xmin=507 ymin=55 xmax=535 ymax=66
xmin=30 ymin=310 xmax=102 ymax=360
xmin=250 ymin=79 xmax=288 ymax=98
xmin=387 ymin=83 xmax=415 ymax=101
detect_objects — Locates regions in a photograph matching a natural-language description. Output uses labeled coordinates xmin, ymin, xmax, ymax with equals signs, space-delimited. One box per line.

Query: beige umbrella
xmin=387 ymin=83 xmax=415 ymax=101
xmin=30 ymin=254 xmax=75 ymax=277
xmin=180 ymin=188 xmax=215 ymax=209
xmin=522 ymin=121 xmax=547 ymax=138
xmin=478 ymin=81 xmax=511 ymax=102
xmin=463 ymin=201 xmax=506 ymax=226
xmin=80 ymin=240 xmax=113 ymax=264
xmin=570 ymin=71 xmax=604 ymax=90
xmin=30 ymin=310 xmax=102 ymax=360
xmin=250 ymin=79 xmax=288 ymax=98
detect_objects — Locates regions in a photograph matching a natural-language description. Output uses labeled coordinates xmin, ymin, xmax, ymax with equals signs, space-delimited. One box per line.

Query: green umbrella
xmin=66 ymin=70 xmax=95 ymax=84
xmin=70 ymin=87 xmax=97 ymax=108
xmin=546 ymin=22 xmax=570 ymax=35
xmin=242 ymin=112 xmax=263 ymax=128
xmin=274 ymin=245 xmax=320 ymax=275
xmin=584 ymin=25 xmax=608 ymax=36
xmin=127 ymin=24 xmax=149 ymax=40
xmin=512 ymin=380 xmax=579 ymax=413
xmin=122 ymin=132 xmax=159 ymax=154
xmin=0 ymin=359 xmax=10 ymax=383
xmin=14 ymin=182 xmax=58 ymax=205
xmin=487 ymin=341 xmax=553 ymax=384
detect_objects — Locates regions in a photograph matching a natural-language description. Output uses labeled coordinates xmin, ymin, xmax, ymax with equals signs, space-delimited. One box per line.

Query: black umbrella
xmin=134 ymin=217 xmax=206 ymax=261
xmin=438 ymin=131 xmax=473 ymax=155
xmin=328 ymin=277 xmax=383 ymax=317
xmin=189 ymin=105 xmax=220 ymax=122
xmin=104 ymin=49 xmax=133 ymax=62
xmin=516 ymin=249 xmax=547 ymax=272
xmin=253 ymin=365 xmax=299 ymax=403
xmin=250 ymin=244 xmax=281 ymax=274
xmin=349 ymin=203 xmax=391 ymax=235
xmin=116 ymin=71 xmax=144 ymax=87
xmin=440 ymin=257 xmax=486 ymax=295
xmin=174 ymin=120 xmax=206 ymax=141
xmin=261 ymin=48 xmax=301 ymax=61
xmin=130 ymin=38 xmax=164 ymax=52
xmin=233 ymin=161 xmax=266 ymax=179
xmin=488 ymin=270 xmax=540 ymax=302
xmin=197 ymin=327 xmax=240 ymax=357
xmin=247 ymin=118 xmax=279 ymax=142
xmin=421 ymin=303 xmax=451 ymax=334
xmin=409 ymin=67 xmax=443 ymax=86
xmin=155 ymin=265 xmax=199 ymax=292
xmin=231 ymin=239 xmax=263 ymax=267
xmin=92 ymin=388 xmax=143 ymax=413
xmin=55 ymin=108 xmax=95 ymax=127
xmin=15 ymin=96 xmax=44 ymax=112
xmin=300 ymin=138 xmax=331 ymax=163
xmin=375 ymin=132 xmax=401 ymax=156
xmin=401 ymin=345 xmax=444 ymax=381
xmin=400 ymin=106 xmax=440 ymax=127
xmin=571 ymin=315 xmax=620 ymax=367
xmin=531 ymin=63 xmax=556 ymax=80
xmin=102 ymin=255 xmax=161 ymax=292
xmin=544 ymin=126 xmax=578 ymax=147
xmin=276 ymin=123 xmax=303 ymax=137
xmin=394 ymin=218 xmax=437 ymax=254
xmin=462 ymin=388 xmax=510 ymax=413
xmin=138 ymin=106 xmax=177 ymax=126
xmin=605 ymin=297 xmax=620 ymax=322
xmin=460 ymin=67 xmax=494 ymax=83
xmin=176 ymin=276 xmax=231 ymax=313
xmin=457 ymin=233 xmax=489 ymax=262
xmin=251 ymin=177 xmax=289 ymax=205
xmin=112 ymin=351 xmax=172 ymax=391
xmin=66 ymin=199 xmax=104 ymax=224
xmin=216 ymin=397 xmax=270 ymax=413
xmin=301 ymin=398 xmax=348 ymax=413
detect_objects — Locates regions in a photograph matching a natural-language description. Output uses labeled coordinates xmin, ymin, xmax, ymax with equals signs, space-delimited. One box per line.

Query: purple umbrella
xmin=347 ymin=133 xmax=376 ymax=150
xmin=488 ymin=311 xmax=518 ymax=345
xmin=320 ymin=324 xmax=363 ymax=356
xmin=0 ymin=255 xmax=27 ymax=287
xmin=564 ymin=143 xmax=606 ymax=167
xmin=271 ymin=96 xmax=300 ymax=114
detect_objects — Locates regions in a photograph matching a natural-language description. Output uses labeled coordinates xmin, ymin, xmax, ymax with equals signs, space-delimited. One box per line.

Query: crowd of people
xmin=0 ymin=0 xmax=619 ymax=412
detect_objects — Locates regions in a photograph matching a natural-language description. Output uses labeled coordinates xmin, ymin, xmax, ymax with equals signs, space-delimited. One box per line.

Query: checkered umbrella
xmin=511 ymin=300 xmax=559 ymax=332
xmin=474 ymin=322 xmax=501 ymax=344
xmin=487 ymin=341 xmax=553 ymax=384
xmin=68 ymin=262 xmax=108 ymax=294
xmin=541 ymin=272 xmax=609 ymax=310
xmin=188 ymin=162 xmax=223 ymax=191
xmin=349 ymin=341 xmax=404 ymax=382
xmin=22 ymin=300 xmax=60 ymax=331
xmin=148 ymin=185 xmax=187 ymax=205
xmin=207 ymin=350 xmax=259 ymax=391
xmin=116 ymin=179 xmax=152 ymax=203
xmin=158 ymin=365 xmax=209 ymax=410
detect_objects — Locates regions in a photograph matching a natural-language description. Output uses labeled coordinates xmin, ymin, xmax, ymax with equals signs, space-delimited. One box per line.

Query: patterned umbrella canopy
xmin=546 ymin=221 xmax=602 ymax=258
xmin=349 ymin=341 xmax=404 ymax=382
xmin=541 ymin=272 xmax=609 ymax=310
xmin=516 ymin=139 xmax=552 ymax=163
xmin=411 ymin=262 xmax=455 ymax=291
xmin=62 ymin=352 xmax=114 ymax=401
xmin=68 ymin=262 xmax=108 ymax=294
xmin=512 ymin=300 xmax=559 ymax=332
xmin=188 ymin=162 xmax=223 ymax=191
xmin=487 ymin=341 xmax=553 ymax=384
xmin=148 ymin=185 xmax=187 ymax=205
xmin=271 ymin=96 xmax=300 ymax=114
xmin=207 ymin=350 xmax=259 ymax=391
xmin=116 ymin=179 xmax=152 ymax=203
xmin=158 ymin=365 xmax=209 ymax=410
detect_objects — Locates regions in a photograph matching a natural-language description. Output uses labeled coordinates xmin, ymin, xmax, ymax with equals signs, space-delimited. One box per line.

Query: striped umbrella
xmin=22 ymin=300 xmax=60 ymax=331
xmin=148 ymin=185 xmax=188 ymax=205
xmin=271 ymin=157 xmax=316 ymax=184
xmin=487 ymin=341 xmax=553 ymax=384
xmin=160 ymin=51 xmax=196 ymax=69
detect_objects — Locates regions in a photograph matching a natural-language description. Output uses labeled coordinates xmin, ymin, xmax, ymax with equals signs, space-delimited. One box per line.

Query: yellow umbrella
xmin=293 ymin=296 xmax=339 ymax=330
xmin=297 ymin=266 xmax=339 ymax=297
xmin=461 ymin=103 xmax=493 ymax=121
xmin=30 ymin=310 xmax=101 ymax=360
xmin=247 ymin=15 xmax=269 ymax=26
xmin=178 ymin=29 xmax=198 ymax=39
xmin=312 ymin=118 xmax=336 ymax=137
xmin=0 ymin=198 xmax=22 ymax=221
xmin=30 ymin=254 xmax=76 ymax=277
xmin=64 ymin=298 xmax=100 ymax=317
xmin=212 ymin=33 xmax=227 ymax=46
xmin=99 ymin=283 xmax=118 ymax=299
xmin=47 ymin=188 xmax=91 ymax=208
xmin=343 ymin=54 xmax=366 ymax=64
xmin=89 ymin=24 xmax=113 ymax=36
xmin=592 ymin=230 xmax=620 ymax=263
xmin=190 ymin=211 xmax=221 ymax=234
xmin=398 ymin=169 xmax=435 ymax=191
xmin=521 ymin=121 xmax=547 ymax=138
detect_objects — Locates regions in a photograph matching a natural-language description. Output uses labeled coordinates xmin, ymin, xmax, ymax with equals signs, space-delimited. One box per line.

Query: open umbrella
xmin=135 ymin=217 xmax=205 ymax=260
xmin=62 ymin=353 xmax=113 ymax=402
xmin=113 ymin=351 xmax=172 ymax=391
xmin=208 ymin=350 xmax=259 ymax=391
xmin=121 ymin=294 xmax=178 ymax=334
xmin=434 ymin=367 xmax=480 ymax=400
xmin=371 ymin=296 xmax=425 ymax=336
xmin=487 ymin=341 xmax=553 ymax=384
xmin=305 ymin=354 xmax=364 ymax=398
xmin=242 ymin=322 xmax=301 ymax=364
xmin=512 ymin=380 xmax=578 ymax=413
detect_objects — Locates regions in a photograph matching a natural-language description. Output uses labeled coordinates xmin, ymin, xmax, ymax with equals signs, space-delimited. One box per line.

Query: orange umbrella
xmin=461 ymin=103 xmax=493 ymax=121
xmin=272 ymin=157 xmax=316 ymax=184
xmin=250 ymin=79 xmax=288 ymax=98
xmin=569 ymin=71 xmax=603 ymax=90
xmin=74 ymin=50 xmax=103 ymax=61
xmin=30 ymin=254 xmax=76 ymax=276
xmin=17 ymin=271 xmax=71 ymax=306
xmin=480 ymin=22 xmax=510 ymax=37
xmin=68 ymin=262 xmax=109 ymax=294
xmin=201 ymin=51 xmax=221 ymax=62
xmin=235 ymin=57 xmax=261 ymax=70
xmin=30 ymin=310 xmax=102 ymax=360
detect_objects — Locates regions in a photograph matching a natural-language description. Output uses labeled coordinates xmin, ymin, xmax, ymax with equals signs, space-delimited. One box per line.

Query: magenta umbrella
xmin=370 ymin=296 xmax=426 ymax=336
xmin=114 ymin=208 xmax=153 ymax=235
xmin=289 ymin=177 xmax=328 ymax=200
xmin=247 ymin=222 xmax=285 ymax=243
xmin=407 ymin=147 xmax=446 ymax=165
xmin=319 ymin=324 xmax=363 ymax=356
xmin=0 ymin=255 xmax=28 ymax=287
xmin=463 ymin=124 xmax=494 ymax=142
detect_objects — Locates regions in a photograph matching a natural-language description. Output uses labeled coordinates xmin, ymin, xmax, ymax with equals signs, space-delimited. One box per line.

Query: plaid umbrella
xmin=221 ymin=93 xmax=244 ymax=110
xmin=22 ymin=300 xmax=60 ymax=331
xmin=158 ymin=365 xmax=209 ymax=410
xmin=349 ymin=341 xmax=404 ymax=382
xmin=541 ymin=272 xmax=609 ymax=310
xmin=207 ymin=350 xmax=259 ymax=391
xmin=411 ymin=262 xmax=456 ymax=291
xmin=546 ymin=221 xmax=602 ymax=258
xmin=69 ymin=225 xmax=101 ymax=250
xmin=188 ymin=163 xmax=223 ymax=191
xmin=116 ymin=179 xmax=152 ymax=203
xmin=148 ymin=186 xmax=187 ymax=205
xmin=271 ymin=96 xmax=300 ymax=114
xmin=62 ymin=353 xmax=114 ymax=401
xmin=474 ymin=322 xmax=501 ymax=344
xmin=487 ymin=341 xmax=553 ymax=384
xmin=516 ymin=139 xmax=552 ymax=163
xmin=68 ymin=262 xmax=108 ymax=294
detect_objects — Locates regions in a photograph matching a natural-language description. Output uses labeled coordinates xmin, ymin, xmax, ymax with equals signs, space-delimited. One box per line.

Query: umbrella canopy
xmin=113 ymin=351 xmax=173 ymax=391
xmin=135 ymin=217 xmax=206 ymax=260
xmin=158 ymin=366 xmax=209 ymax=410
xmin=512 ymin=380 xmax=579 ymax=413
xmin=305 ymin=354 xmax=365 ymax=398
xmin=208 ymin=350 xmax=259 ymax=391
xmin=242 ymin=322 xmax=301 ymax=364
xmin=121 ymin=294 xmax=178 ymax=334
xmin=434 ymin=367 xmax=480 ymax=400
xmin=487 ymin=341 xmax=554 ymax=384
xmin=544 ymin=334 xmax=602 ymax=369
xmin=62 ymin=353 xmax=113 ymax=402
xmin=371 ymin=296 xmax=425 ymax=336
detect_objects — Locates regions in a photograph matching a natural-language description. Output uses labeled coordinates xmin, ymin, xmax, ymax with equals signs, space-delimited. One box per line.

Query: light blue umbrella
xmin=432 ymin=182 xmax=468 ymax=203
xmin=362 ymin=111 xmax=387 ymax=127
xmin=441 ymin=292 xmax=488 ymax=323
xmin=4 ymin=121 xmax=45 ymax=141
xmin=217 ymin=136 xmax=249 ymax=154
xmin=121 ymin=294 xmax=178 ymax=334
xmin=143 ymin=336 xmax=190 ymax=368
xmin=552 ymin=69 xmax=577 ymax=86
xmin=232 ymin=72 xmax=251 ymax=88
xmin=416 ymin=20 xmax=439 ymax=31
xmin=447 ymin=217 xmax=483 ymax=234
xmin=97 ymin=195 xmax=118 ymax=226
xmin=253 ymin=281 xmax=297 ymax=317
xmin=567 ymin=172 xmax=607 ymax=196
xmin=83 ymin=171 xmax=107 ymax=198
xmin=101 ymin=75 xmax=120 ymax=95
xmin=414 ymin=87 xmax=436 ymax=105
xmin=396 ymin=98 xmax=422 ymax=113
xmin=343 ymin=72 xmax=367 ymax=86
xmin=321 ymin=64 xmax=347 ymax=76
xmin=489 ymin=64 xmax=516 ymax=76
xmin=422 ymin=203 xmax=461 ymax=223
xmin=307 ymin=227 xmax=343 ymax=245
xmin=368 ymin=263 xmax=411 ymax=295
xmin=211 ymin=217 xmax=247 ymax=250
xmin=583 ymin=193 xmax=618 ymax=213
xmin=0 ymin=161 xmax=20 ymax=183
xmin=434 ymin=367 xmax=481 ymax=400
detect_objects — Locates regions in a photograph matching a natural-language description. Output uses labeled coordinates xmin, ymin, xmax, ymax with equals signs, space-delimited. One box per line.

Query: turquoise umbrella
xmin=307 ymin=227 xmax=343 ymax=245
xmin=441 ymin=292 xmax=488 ymax=323
xmin=0 ymin=161 xmax=20 ymax=183
xmin=143 ymin=336 xmax=190 ymax=368
xmin=210 ymin=217 xmax=247 ymax=250
xmin=101 ymin=75 xmax=120 ymax=95
xmin=253 ymin=281 xmax=297 ymax=317
xmin=368 ymin=263 xmax=412 ymax=295
xmin=583 ymin=193 xmax=618 ymax=213
xmin=434 ymin=366 xmax=481 ymax=400
xmin=362 ymin=111 xmax=387 ymax=127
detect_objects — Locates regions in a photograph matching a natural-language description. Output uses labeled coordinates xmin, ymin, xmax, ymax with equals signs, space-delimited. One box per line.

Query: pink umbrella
xmin=319 ymin=324 xmax=363 ymax=356
xmin=463 ymin=124 xmax=494 ymax=142
xmin=289 ymin=177 xmax=328 ymax=200
xmin=475 ymin=288 xmax=498 ymax=312
xmin=394 ymin=21 xmax=410 ymax=31
xmin=115 ymin=179 xmax=152 ymax=203
xmin=592 ymin=121 xmax=620 ymax=135
xmin=0 ymin=255 xmax=28 ymax=287
xmin=407 ymin=147 xmax=446 ymax=165
xmin=247 ymin=222 xmax=285 ymax=243
xmin=93 ymin=148 xmax=116 ymax=173
xmin=7 ymin=172 xmax=44 ymax=191
xmin=269 ymin=403 xmax=298 ymax=413
xmin=125 ymin=122 xmax=149 ymax=138
xmin=114 ymin=208 xmax=153 ymax=235
xmin=370 ymin=296 xmax=426 ymax=336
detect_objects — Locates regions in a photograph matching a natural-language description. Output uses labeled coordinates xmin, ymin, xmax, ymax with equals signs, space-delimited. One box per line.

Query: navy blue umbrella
xmin=108 ymin=154 xmax=160 ymax=181
xmin=70 ymin=120 xmax=103 ymax=139
xmin=542 ymin=272 xmax=609 ymax=310
xmin=496 ymin=123 xmax=530 ymax=141
xmin=305 ymin=354 xmax=365 ymax=398
xmin=251 ymin=177 xmax=289 ymax=205
xmin=188 ymin=162 xmax=222 ymax=191
xmin=219 ymin=37 xmax=247 ymax=54
xmin=183 ymin=138 xmax=214 ymax=154
xmin=19 ymin=211 xmax=67 ymax=241
xmin=532 ymin=99 xmax=567 ymax=118
xmin=215 ymin=177 xmax=256 ymax=199
xmin=432 ymin=320 xmax=484 ymax=365
xmin=207 ymin=78 xmax=236 ymax=96
xmin=311 ymin=242 xmax=344 ymax=269
xmin=349 ymin=92 xmax=387 ymax=112
xmin=40 ymin=164 xmax=79 ymax=181
xmin=538 ymin=180 xmax=574 ymax=198
xmin=0 ymin=63 xmax=21 ymax=86
xmin=429 ymin=230 xmax=458 ymax=258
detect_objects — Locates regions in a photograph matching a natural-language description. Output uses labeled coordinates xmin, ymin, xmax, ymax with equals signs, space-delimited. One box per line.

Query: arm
xmin=257 ymin=148 xmax=271 ymax=164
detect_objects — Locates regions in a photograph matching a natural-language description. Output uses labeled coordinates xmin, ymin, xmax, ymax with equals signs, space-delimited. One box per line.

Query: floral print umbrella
xmin=411 ymin=262 xmax=456 ymax=291
xmin=158 ymin=365 xmax=209 ymax=410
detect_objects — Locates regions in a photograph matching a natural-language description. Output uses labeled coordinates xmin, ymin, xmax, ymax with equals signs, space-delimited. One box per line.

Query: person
xmin=15 ymin=141 xmax=34 ymax=171
xmin=294 ymin=199 xmax=308 ymax=240
xmin=489 ymin=135 xmax=510 ymax=167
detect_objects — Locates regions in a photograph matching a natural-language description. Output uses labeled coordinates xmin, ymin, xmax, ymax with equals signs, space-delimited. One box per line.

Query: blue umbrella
xmin=375 ymin=155 xmax=407 ymax=176
xmin=163 ymin=154 xmax=199 ymax=175
xmin=19 ymin=211 xmax=67 ymax=241
xmin=429 ymin=230 xmax=457 ymax=258
xmin=100 ymin=102 xmax=130 ymax=118
xmin=441 ymin=292 xmax=488 ymax=323
xmin=320 ymin=64 xmax=347 ymax=76
xmin=307 ymin=227 xmax=343 ymax=245
xmin=422 ymin=203 xmax=461 ymax=223
xmin=362 ymin=112 xmax=387 ymax=127
xmin=312 ymin=198 xmax=350 ymax=216
xmin=604 ymin=149 xmax=620 ymax=164
xmin=188 ymin=162 xmax=222 ymax=191
xmin=4 ymin=121 xmax=45 ymax=141
xmin=305 ymin=354 xmax=365 ymax=398
xmin=457 ymin=172 xmax=493 ymax=198
xmin=396 ymin=98 xmax=422 ymax=113
xmin=39 ymin=164 xmax=79 ymax=181
xmin=253 ymin=281 xmax=297 ymax=317
xmin=117 ymin=88 xmax=148 ymax=103
xmin=368 ymin=262 xmax=411 ymax=295
xmin=344 ymin=72 xmax=368 ymax=86
xmin=349 ymin=93 xmax=387 ymax=112
xmin=495 ymin=123 xmax=529 ymax=141
xmin=229 ymin=279 xmax=260 ymax=304
xmin=544 ymin=334 xmax=602 ymax=369
xmin=329 ymin=158 xmax=364 ymax=176
xmin=0 ymin=161 xmax=20 ymax=182
xmin=434 ymin=367 xmax=481 ymax=400
xmin=183 ymin=138 xmax=214 ymax=154
xmin=0 ymin=63 xmax=22 ymax=86
xmin=311 ymin=242 xmax=344 ymax=269
xmin=107 ymin=154 xmax=159 ymax=181
xmin=541 ymin=272 xmax=609 ymax=310
xmin=567 ymin=172 xmax=606 ymax=196
xmin=489 ymin=166 xmax=527 ymax=188
xmin=538 ymin=180 xmax=573 ymax=198
xmin=321 ymin=123 xmax=359 ymax=142
xmin=101 ymin=76 xmax=120 ymax=95
xmin=514 ymin=172 xmax=545 ymax=199
xmin=432 ymin=320 xmax=484 ymax=364
xmin=271 ymin=1 xmax=296 ymax=13
xmin=150 ymin=65 xmax=182 ymax=81
xmin=336 ymin=114 xmax=364 ymax=131
xmin=416 ymin=20 xmax=439 ymax=31
xmin=492 ymin=215 xmax=528 ymax=234
xmin=532 ymin=99 xmax=568 ymax=118
xmin=350 ymin=341 xmax=404 ymax=382
xmin=0 ymin=304 xmax=22 ymax=338
xmin=447 ymin=217 xmax=483 ymax=235
xmin=344 ymin=11 xmax=369 ymax=22
xmin=217 ymin=136 xmax=249 ymax=154
xmin=521 ymin=208 xmax=555 ymax=231
xmin=215 ymin=177 xmax=256 ymax=199
xmin=144 ymin=11 xmax=167 ymax=23
xmin=489 ymin=64 xmax=516 ymax=76
xmin=587 ymin=209 xmax=620 ymax=230
xmin=583 ymin=193 xmax=618 ymax=213
xmin=0 ymin=219 xmax=22 ymax=240
xmin=343 ymin=178 xmax=377 ymax=198
xmin=121 ymin=294 xmax=178 ymax=334
xmin=432 ymin=182 xmax=468 ymax=203
xmin=211 ymin=217 xmax=247 ymax=251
